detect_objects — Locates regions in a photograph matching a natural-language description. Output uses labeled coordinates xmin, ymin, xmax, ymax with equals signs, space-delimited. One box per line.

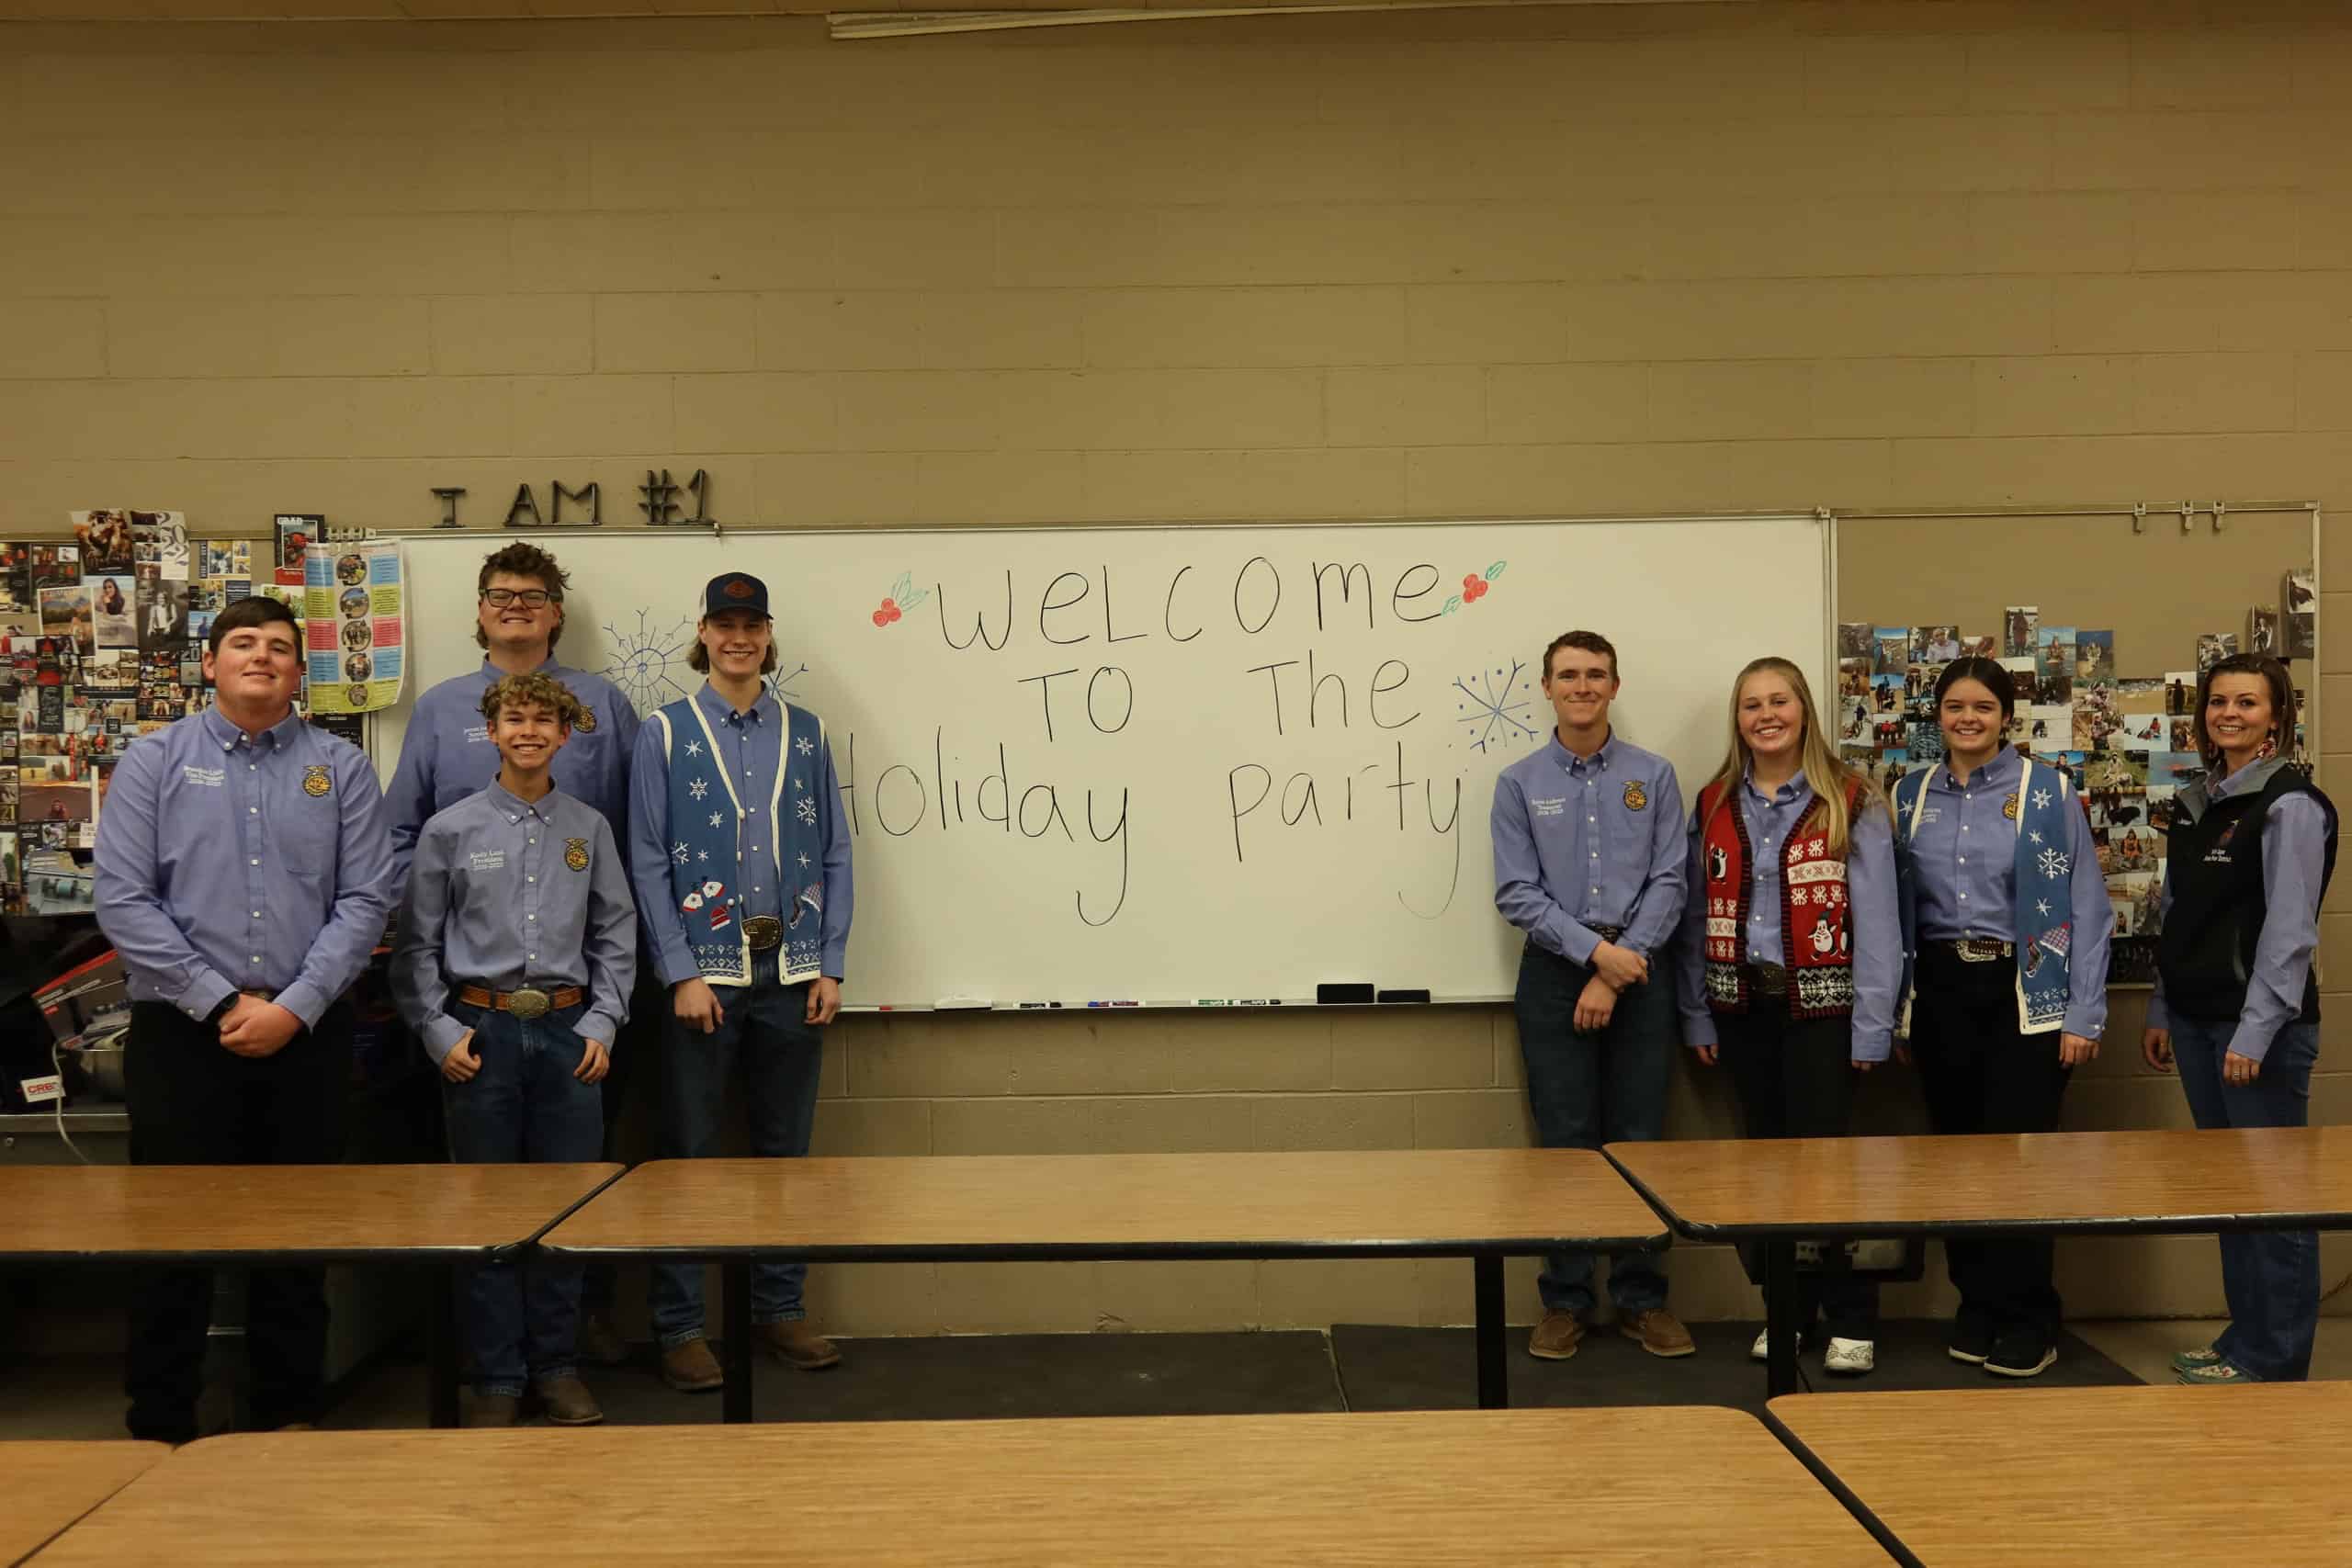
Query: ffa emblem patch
xmin=1623 ymin=780 xmax=1647 ymax=811
xmin=301 ymin=765 xmax=332 ymax=797
xmin=573 ymin=706 xmax=596 ymax=733
xmin=563 ymin=837 xmax=590 ymax=872
xmin=2003 ymin=793 xmax=2019 ymax=820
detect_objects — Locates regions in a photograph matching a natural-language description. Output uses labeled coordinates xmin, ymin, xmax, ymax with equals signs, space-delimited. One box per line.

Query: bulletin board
xmin=1834 ymin=502 xmax=2322 ymax=983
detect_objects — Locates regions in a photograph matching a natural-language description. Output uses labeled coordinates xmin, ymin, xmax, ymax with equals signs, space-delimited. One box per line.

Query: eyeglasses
xmin=481 ymin=588 xmax=554 ymax=609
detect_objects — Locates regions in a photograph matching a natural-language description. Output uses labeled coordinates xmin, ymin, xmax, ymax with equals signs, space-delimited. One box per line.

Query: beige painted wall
xmin=5 ymin=2 xmax=2348 ymax=1333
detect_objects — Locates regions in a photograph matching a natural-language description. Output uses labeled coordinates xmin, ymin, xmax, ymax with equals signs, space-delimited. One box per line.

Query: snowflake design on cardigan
xmin=2037 ymin=847 xmax=2071 ymax=880
xmin=2030 ymin=787 xmax=2052 ymax=809
xmin=708 ymin=811 xmax=725 ymax=829
xmin=797 ymin=795 xmax=819 ymax=826
xmin=671 ymin=842 xmax=689 ymax=864
xmin=796 ymin=735 xmax=815 ymax=757
xmin=688 ymin=777 xmax=708 ymax=800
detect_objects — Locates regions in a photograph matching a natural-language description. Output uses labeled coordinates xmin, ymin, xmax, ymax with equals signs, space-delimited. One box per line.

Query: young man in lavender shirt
xmin=1490 ymin=630 xmax=1695 ymax=1362
xmin=96 ymin=596 xmax=393 ymax=1442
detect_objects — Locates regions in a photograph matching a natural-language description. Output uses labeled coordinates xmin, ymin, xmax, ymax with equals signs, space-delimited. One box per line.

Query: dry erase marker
xmin=1195 ymin=998 xmax=1231 ymax=1007
xmin=1086 ymin=999 xmax=1140 ymax=1008
xmin=1235 ymin=998 xmax=1281 ymax=1006
xmin=1016 ymin=1001 xmax=1064 ymax=1010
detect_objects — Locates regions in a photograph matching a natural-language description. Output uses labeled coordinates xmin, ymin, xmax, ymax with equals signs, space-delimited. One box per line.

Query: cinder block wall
xmin=5 ymin=2 xmax=2347 ymax=1332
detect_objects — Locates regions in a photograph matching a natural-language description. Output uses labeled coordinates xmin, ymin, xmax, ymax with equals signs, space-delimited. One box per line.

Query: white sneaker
xmin=1823 ymin=1337 xmax=1875 ymax=1375
xmin=1748 ymin=1327 xmax=1807 ymax=1361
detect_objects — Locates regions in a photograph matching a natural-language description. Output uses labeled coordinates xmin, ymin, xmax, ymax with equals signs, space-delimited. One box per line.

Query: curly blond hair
xmin=479 ymin=671 xmax=586 ymax=730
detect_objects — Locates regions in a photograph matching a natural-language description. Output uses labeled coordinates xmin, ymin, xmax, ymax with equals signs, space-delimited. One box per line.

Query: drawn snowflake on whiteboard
xmin=765 ymin=659 xmax=810 ymax=705
xmin=1453 ymin=657 xmax=1541 ymax=754
xmin=601 ymin=609 xmax=696 ymax=713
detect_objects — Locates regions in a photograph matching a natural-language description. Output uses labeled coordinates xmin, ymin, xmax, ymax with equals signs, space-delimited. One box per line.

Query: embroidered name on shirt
xmin=1531 ymin=796 xmax=1566 ymax=818
xmin=469 ymin=849 xmax=507 ymax=872
xmin=181 ymin=764 xmax=226 ymax=787
xmin=464 ymin=724 xmax=491 ymax=745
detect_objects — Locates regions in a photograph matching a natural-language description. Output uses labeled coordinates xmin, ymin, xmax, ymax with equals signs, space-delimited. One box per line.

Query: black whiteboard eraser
xmin=1317 ymin=983 xmax=1376 ymax=1004
xmin=1375 ymin=988 xmax=1430 ymax=1004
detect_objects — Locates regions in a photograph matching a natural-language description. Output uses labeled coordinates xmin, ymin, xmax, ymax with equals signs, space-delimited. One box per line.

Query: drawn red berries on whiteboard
xmin=872 ymin=570 xmax=926 ymax=628
xmin=1461 ymin=574 xmax=1489 ymax=604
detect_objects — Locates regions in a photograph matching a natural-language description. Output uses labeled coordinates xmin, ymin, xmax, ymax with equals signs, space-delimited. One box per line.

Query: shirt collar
xmin=1741 ymin=767 xmax=1809 ymax=807
xmin=695 ymin=681 xmax=772 ymax=728
xmin=1552 ymin=728 xmax=1614 ymax=773
xmin=484 ymin=780 xmax=557 ymax=822
xmin=1939 ymin=744 xmax=2022 ymax=793
xmin=478 ymin=655 xmax=565 ymax=680
xmin=2211 ymin=754 xmax=2287 ymax=801
xmin=202 ymin=704 xmax=304 ymax=752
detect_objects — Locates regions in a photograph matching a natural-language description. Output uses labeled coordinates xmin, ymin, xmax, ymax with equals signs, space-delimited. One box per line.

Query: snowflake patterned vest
xmin=1893 ymin=755 xmax=2075 ymax=1034
xmin=651 ymin=694 xmax=828 ymax=987
xmin=1696 ymin=775 xmax=1862 ymax=1021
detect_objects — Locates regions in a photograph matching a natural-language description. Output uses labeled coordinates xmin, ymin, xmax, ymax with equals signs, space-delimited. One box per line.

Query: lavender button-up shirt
xmin=1491 ymin=730 xmax=1686 ymax=964
xmin=2147 ymin=760 xmax=2327 ymax=1062
xmin=390 ymin=781 xmax=637 ymax=1063
xmin=1909 ymin=747 xmax=2111 ymax=1037
xmin=96 ymin=705 xmax=392 ymax=1028
xmin=383 ymin=658 xmax=639 ymax=896
xmin=1677 ymin=771 xmax=1901 ymax=1061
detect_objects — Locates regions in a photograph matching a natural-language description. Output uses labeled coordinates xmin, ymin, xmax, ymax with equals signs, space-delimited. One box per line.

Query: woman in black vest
xmin=2143 ymin=654 xmax=2336 ymax=1384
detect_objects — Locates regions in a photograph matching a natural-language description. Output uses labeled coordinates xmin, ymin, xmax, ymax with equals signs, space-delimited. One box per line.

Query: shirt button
xmin=527 ymin=914 xmax=536 ymax=921
xmin=1958 ymin=856 xmax=1966 ymax=864
xmin=249 ymin=807 xmax=257 ymax=815
xmin=250 ymin=955 xmax=260 ymax=964
xmin=527 ymin=875 xmax=536 ymax=883
xmin=251 ymin=910 xmax=260 ymax=918
xmin=1960 ymin=893 xmax=1968 ymax=900
xmin=250 ymin=857 xmax=259 ymax=866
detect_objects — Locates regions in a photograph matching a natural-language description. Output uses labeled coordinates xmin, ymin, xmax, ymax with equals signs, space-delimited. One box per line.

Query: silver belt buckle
xmin=506 ymin=987 xmax=551 ymax=1020
xmin=741 ymin=916 xmax=784 ymax=952
xmin=1954 ymin=939 xmax=2007 ymax=964
xmin=1749 ymin=964 xmax=1789 ymax=997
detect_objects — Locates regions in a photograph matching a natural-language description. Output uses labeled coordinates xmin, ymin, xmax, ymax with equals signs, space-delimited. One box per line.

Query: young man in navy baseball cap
xmin=626 ymin=573 xmax=854 ymax=1392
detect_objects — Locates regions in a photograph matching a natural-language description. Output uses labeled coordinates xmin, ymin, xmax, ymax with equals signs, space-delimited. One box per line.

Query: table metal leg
xmin=722 ymin=1259 xmax=753 ymax=1425
xmin=428 ymin=1264 xmax=460 ymax=1429
xmin=1474 ymin=1254 xmax=1507 ymax=1410
xmin=1764 ymin=1237 xmax=1800 ymax=1399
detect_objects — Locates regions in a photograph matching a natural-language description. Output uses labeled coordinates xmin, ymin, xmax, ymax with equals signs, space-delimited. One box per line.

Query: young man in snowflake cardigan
xmin=627 ymin=572 xmax=854 ymax=1393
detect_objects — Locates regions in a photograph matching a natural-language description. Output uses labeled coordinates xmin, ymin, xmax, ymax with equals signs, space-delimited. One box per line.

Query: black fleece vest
xmin=2156 ymin=764 xmax=2336 ymax=1024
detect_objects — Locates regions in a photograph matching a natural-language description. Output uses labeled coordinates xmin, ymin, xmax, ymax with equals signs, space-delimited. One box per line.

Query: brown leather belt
xmin=1743 ymin=963 xmax=1790 ymax=998
xmin=1930 ymin=938 xmax=2014 ymax=964
xmin=741 ymin=916 xmax=784 ymax=952
xmin=457 ymin=984 xmax=582 ymax=1021
xmin=1586 ymin=923 xmax=1625 ymax=943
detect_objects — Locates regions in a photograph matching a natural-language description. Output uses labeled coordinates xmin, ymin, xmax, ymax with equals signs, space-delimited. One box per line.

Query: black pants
xmin=1715 ymin=996 xmax=1879 ymax=1341
xmin=1909 ymin=947 xmax=2073 ymax=1343
xmin=123 ymin=999 xmax=353 ymax=1443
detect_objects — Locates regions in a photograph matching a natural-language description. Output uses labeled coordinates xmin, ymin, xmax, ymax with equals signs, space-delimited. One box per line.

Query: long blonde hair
xmin=1698 ymin=657 xmax=1884 ymax=858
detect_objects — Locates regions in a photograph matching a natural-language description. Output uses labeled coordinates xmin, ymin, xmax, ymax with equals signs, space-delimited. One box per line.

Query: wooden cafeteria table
xmin=28 ymin=1407 xmax=1887 ymax=1566
xmin=0 ymin=1162 xmax=623 ymax=1428
xmin=1607 ymin=1126 xmax=2352 ymax=1396
xmin=1767 ymin=1382 xmax=2352 ymax=1565
xmin=0 ymin=1442 xmax=167 ymax=1567
xmin=541 ymin=1148 xmax=1669 ymax=1421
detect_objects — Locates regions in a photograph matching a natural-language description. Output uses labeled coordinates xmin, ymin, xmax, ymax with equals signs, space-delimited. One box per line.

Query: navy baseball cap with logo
xmin=703 ymin=572 xmax=771 ymax=619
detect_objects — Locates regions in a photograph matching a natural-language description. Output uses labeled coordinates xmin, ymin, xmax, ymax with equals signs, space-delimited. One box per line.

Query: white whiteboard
xmin=373 ymin=515 xmax=1831 ymax=1008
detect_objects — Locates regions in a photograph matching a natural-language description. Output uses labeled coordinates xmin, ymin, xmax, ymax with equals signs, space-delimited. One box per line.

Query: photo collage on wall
xmin=0 ymin=511 xmax=243 ymax=914
xmin=1838 ymin=568 xmax=2314 ymax=985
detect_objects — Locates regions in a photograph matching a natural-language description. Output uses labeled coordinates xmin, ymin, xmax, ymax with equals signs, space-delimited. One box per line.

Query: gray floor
xmin=4 ymin=1317 xmax=2176 ymax=1438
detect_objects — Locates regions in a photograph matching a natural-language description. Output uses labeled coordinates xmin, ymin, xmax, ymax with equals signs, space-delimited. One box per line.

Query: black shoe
xmin=1948 ymin=1310 xmax=1995 ymax=1366
xmin=1984 ymin=1331 xmax=2056 ymax=1379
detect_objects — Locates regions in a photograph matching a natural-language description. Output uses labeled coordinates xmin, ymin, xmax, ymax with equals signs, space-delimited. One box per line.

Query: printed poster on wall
xmin=304 ymin=539 xmax=405 ymax=715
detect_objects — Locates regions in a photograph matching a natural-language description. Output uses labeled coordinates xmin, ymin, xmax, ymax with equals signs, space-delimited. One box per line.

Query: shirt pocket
xmin=277 ymin=786 xmax=343 ymax=886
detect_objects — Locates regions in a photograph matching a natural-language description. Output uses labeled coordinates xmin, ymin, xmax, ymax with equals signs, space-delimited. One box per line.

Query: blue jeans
xmin=1513 ymin=943 xmax=1674 ymax=1315
xmin=2168 ymin=1014 xmax=2321 ymax=1382
xmin=442 ymin=1000 xmax=605 ymax=1398
xmin=650 ymin=953 xmax=827 ymax=1347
